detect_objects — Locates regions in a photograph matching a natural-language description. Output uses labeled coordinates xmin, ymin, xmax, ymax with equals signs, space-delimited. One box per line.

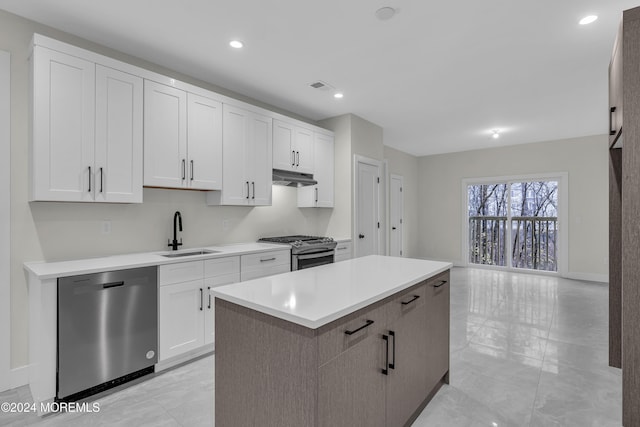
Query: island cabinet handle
xmin=382 ymin=334 xmax=389 ymax=375
xmin=610 ymin=106 xmax=617 ymax=135
xmin=401 ymin=295 xmax=420 ymax=305
xmin=344 ymin=319 xmax=374 ymax=335
xmin=433 ymin=280 xmax=448 ymax=288
xmin=389 ymin=330 xmax=396 ymax=370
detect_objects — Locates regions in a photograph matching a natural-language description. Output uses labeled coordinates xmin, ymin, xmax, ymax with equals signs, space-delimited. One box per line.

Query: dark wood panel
xmin=317 ymin=333 xmax=386 ymax=427
xmin=610 ymin=22 xmax=623 ymax=148
xmin=609 ymin=147 xmax=622 ymax=369
xmin=386 ymin=301 xmax=429 ymax=427
xmin=622 ymin=8 xmax=640 ymax=426
xmin=215 ymin=299 xmax=317 ymax=427
xmin=425 ymin=271 xmax=450 ymax=389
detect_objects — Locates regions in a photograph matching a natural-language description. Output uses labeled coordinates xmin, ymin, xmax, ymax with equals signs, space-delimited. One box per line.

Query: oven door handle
xmin=295 ymin=251 xmax=334 ymax=260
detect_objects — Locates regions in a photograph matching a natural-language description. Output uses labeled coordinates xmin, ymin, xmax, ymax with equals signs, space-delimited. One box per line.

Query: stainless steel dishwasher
xmin=57 ymin=266 xmax=158 ymax=400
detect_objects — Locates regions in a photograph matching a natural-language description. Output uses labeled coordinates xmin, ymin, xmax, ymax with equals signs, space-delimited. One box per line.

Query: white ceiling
xmin=1 ymin=0 xmax=637 ymax=156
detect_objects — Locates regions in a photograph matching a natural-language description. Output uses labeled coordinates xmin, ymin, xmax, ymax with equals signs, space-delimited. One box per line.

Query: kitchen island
xmin=212 ymin=255 xmax=452 ymax=427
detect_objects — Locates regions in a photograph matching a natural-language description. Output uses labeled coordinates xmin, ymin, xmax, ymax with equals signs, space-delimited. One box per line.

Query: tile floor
xmin=0 ymin=267 xmax=621 ymax=426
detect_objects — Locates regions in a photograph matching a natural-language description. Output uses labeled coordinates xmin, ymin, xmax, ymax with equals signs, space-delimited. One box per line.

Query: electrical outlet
xmin=102 ymin=220 xmax=112 ymax=235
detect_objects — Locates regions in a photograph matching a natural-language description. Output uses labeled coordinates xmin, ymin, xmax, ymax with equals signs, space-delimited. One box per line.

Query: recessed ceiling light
xmin=375 ymin=7 xmax=396 ymax=21
xmin=229 ymin=40 xmax=244 ymax=49
xmin=334 ymin=93 xmax=344 ymax=99
xmin=492 ymin=130 xmax=500 ymax=139
xmin=579 ymin=15 xmax=598 ymax=25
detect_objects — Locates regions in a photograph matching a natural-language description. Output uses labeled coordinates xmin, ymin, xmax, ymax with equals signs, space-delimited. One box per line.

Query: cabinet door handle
xmin=344 ymin=319 xmax=374 ymax=335
xmin=401 ymin=295 xmax=420 ymax=305
xmin=207 ymin=286 xmax=211 ymax=309
xmin=199 ymin=288 xmax=203 ymax=311
xmin=88 ymin=166 xmax=92 ymax=192
xmin=433 ymin=280 xmax=448 ymax=288
xmin=190 ymin=160 xmax=194 ymax=181
xmin=182 ymin=159 xmax=186 ymax=180
xmin=252 ymin=182 xmax=255 ymax=199
xmin=610 ymin=106 xmax=617 ymax=136
xmin=359 ymin=234 xmax=365 ymax=239
xmin=389 ymin=330 xmax=396 ymax=369
xmin=382 ymin=334 xmax=389 ymax=375
xmin=296 ymin=151 xmax=300 ymax=166
xmin=246 ymin=181 xmax=250 ymax=199
xmin=292 ymin=150 xmax=295 ymax=166
xmin=315 ymin=187 xmax=318 ymax=203
xmin=99 ymin=167 xmax=103 ymax=193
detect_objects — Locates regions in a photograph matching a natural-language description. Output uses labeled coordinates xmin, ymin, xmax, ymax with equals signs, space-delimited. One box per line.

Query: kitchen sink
xmin=161 ymin=249 xmax=220 ymax=258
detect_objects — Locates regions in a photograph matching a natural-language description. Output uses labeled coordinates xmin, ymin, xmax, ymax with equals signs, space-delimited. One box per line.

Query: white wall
xmin=0 ymin=10 xmax=323 ymax=370
xmin=0 ymin=50 xmax=11 ymax=391
xmin=384 ymin=146 xmax=419 ymax=258
xmin=417 ymin=134 xmax=609 ymax=281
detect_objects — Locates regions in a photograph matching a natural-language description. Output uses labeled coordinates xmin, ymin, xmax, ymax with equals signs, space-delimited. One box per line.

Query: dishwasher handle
xmin=103 ymin=281 xmax=125 ymax=289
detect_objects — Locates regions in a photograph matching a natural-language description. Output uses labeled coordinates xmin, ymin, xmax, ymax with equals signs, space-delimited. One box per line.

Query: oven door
xmin=293 ymin=250 xmax=335 ymax=270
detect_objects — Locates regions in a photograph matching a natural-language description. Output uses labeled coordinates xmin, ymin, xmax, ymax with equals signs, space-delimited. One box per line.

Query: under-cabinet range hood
xmin=272 ymin=169 xmax=317 ymax=187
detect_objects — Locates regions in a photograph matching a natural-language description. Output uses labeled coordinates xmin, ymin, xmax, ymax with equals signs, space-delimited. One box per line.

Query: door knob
xmin=359 ymin=234 xmax=365 ymax=239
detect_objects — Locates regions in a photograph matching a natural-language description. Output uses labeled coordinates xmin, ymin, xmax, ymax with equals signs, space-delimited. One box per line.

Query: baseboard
xmin=10 ymin=365 xmax=29 ymax=389
xmin=565 ymin=272 xmax=608 ymax=284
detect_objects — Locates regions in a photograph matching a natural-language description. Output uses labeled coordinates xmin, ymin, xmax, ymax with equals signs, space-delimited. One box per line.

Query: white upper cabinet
xmin=144 ymin=82 xmax=223 ymax=190
xmin=144 ymin=80 xmax=188 ymax=188
xmin=298 ymin=132 xmax=334 ymax=208
xmin=273 ymin=119 xmax=314 ymax=174
xmin=186 ymin=93 xmax=223 ymax=190
xmin=31 ymin=44 xmax=143 ymax=203
xmin=207 ymin=104 xmax=272 ymax=206
xmin=95 ymin=65 xmax=143 ymax=203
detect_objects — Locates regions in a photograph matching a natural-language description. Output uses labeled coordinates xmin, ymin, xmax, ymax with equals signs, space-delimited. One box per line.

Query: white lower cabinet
xmin=240 ymin=250 xmax=290 ymax=281
xmin=334 ymin=240 xmax=352 ymax=263
xmin=159 ymin=257 xmax=240 ymax=361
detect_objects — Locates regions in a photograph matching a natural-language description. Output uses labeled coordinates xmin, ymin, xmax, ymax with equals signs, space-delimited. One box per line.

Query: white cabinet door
xmin=144 ymin=80 xmax=187 ymax=188
xmin=298 ymin=132 xmax=334 ymax=208
xmin=294 ymin=127 xmax=314 ymax=174
xmin=314 ymin=132 xmax=334 ymax=207
xmin=273 ymin=119 xmax=295 ymax=171
xmin=248 ymin=111 xmax=273 ymax=206
xmin=94 ymin=65 xmax=143 ymax=203
xmin=31 ymin=46 xmax=95 ymax=202
xmin=204 ymin=273 xmax=240 ymax=346
xmin=159 ymin=279 xmax=206 ymax=361
xmin=187 ymin=93 xmax=222 ymax=190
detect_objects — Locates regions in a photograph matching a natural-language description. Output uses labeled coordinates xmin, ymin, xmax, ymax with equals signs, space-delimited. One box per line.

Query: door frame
xmin=1 ymin=50 xmax=11 ymax=392
xmin=353 ymin=155 xmax=384 ymax=257
xmin=389 ymin=174 xmax=404 ymax=257
xmin=461 ymin=172 xmax=568 ymax=277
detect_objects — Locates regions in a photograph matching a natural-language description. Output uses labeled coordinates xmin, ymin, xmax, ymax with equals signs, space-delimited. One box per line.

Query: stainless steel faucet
xmin=168 ymin=211 xmax=183 ymax=250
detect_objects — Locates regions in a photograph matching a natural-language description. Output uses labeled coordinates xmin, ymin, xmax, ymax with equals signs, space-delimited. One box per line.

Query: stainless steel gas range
xmin=258 ymin=235 xmax=337 ymax=270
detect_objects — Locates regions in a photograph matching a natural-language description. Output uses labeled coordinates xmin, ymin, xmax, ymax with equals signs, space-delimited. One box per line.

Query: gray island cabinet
xmin=213 ymin=255 xmax=451 ymax=427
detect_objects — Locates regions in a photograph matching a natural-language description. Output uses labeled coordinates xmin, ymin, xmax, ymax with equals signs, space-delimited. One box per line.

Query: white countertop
xmin=211 ymin=255 xmax=452 ymax=329
xmin=24 ymin=242 xmax=289 ymax=280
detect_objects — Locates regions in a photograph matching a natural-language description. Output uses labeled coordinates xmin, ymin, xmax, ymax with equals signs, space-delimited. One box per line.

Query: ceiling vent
xmin=309 ymin=80 xmax=334 ymax=91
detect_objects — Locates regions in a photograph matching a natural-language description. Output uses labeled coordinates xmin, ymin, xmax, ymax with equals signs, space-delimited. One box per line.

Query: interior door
xmin=390 ymin=175 xmax=404 ymax=257
xmin=356 ymin=160 xmax=379 ymax=257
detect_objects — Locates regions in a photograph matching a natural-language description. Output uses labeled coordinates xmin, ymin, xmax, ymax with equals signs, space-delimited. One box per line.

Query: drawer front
xmin=204 ymin=256 xmax=240 ymax=278
xmin=386 ymin=281 xmax=427 ymax=325
xmin=205 ymin=272 xmax=240 ymax=288
xmin=240 ymin=264 xmax=289 ymax=281
xmin=334 ymin=241 xmax=352 ymax=261
xmin=159 ymin=261 xmax=204 ymax=286
xmin=240 ymin=250 xmax=290 ymax=272
xmin=317 ymin=301 xmax=388 ymax=367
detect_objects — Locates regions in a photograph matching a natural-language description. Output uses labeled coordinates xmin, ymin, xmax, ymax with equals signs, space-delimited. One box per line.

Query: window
xmin=468 ymin=180 xmax=559 ymax=272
